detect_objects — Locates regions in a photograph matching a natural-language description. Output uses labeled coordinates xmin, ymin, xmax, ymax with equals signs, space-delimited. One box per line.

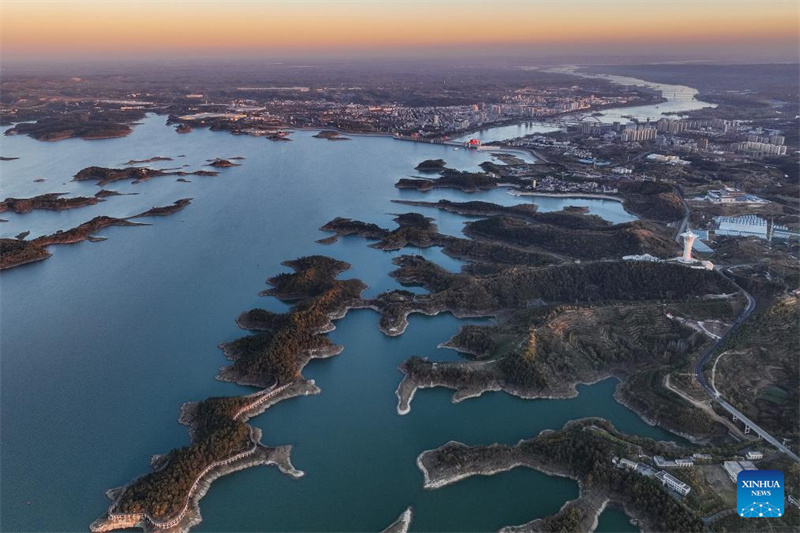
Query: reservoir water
xmin=2 ymin=91 xmax=689 ymax=531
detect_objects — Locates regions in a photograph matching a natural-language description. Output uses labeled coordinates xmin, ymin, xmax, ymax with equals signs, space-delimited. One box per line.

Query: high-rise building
xmin=735 ymin=141 xmax=787 ymax=157
xmin=621 ymin=125 xmax=657 ymax=142
xmin=578 ymin=122 xmax=603 ymax=135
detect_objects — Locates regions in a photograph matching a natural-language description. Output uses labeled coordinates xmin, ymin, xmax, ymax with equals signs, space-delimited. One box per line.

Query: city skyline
xmin=2 ymin=0 xmax=798 ymax=63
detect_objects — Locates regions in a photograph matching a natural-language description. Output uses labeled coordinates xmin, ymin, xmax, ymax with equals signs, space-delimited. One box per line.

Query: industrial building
xmin=654 ymin=456 xmax=695 ymax=468
xmin=724 ymin=460 xmax=757 ymax=483
xmin=713 ymin=215 xmax=797 ymax=241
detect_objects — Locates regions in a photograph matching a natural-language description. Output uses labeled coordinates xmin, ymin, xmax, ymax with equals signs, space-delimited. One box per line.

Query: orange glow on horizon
xmin=1 ymin=1 xmax=798 ymax=59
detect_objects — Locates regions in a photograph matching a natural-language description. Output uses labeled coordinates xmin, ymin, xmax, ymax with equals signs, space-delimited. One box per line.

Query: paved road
xmin=693 ymin=268 xmax=800 ymax=462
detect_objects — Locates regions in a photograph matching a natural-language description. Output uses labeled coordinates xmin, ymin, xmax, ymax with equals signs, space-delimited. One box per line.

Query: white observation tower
xmin=679 ymin=230 xmax=697 ymax=262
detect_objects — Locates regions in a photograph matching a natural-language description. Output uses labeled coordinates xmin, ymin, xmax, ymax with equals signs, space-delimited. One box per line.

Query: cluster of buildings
xmin=612 ymin=456 xmax=692 ymax=497
xmin=175 ymin=85 xmax=651 ymax=138
xmin=574 ymin=117 xmax=790 ymax=161
xmin=654 ymin=455 xmax=696 ymax=468
xmin=614 ymin=450 xmax=766 ymax=498
xmin=621 ymin=124 xmax=658 ymax=142
xmin=697 ymin=188 xmax=767 ymax=204
xmin=521 ymin=176 xmax=618 ymax=195
xmin=167 ymin=81 xmax=666 ymax=141
xmin=734 ymin=140 xmax=788 ymax=157
xmin=712 ymin=214 xmax=797 ymax=241
xmin=505 ymin=88 xmax=641 ymax=117
xmin=655 ymin=117 xmax=742 ymax=135
xmin=576 ymin=116 xmax=743 ymax=143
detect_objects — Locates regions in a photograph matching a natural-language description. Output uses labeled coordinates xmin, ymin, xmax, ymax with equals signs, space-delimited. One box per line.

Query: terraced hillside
xmin=714 ymin=297 xmax=799 ymax=444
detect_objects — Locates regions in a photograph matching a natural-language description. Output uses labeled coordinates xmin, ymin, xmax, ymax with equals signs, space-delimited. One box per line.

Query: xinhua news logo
xmin=737 ymin=470 xmax=784 ymax=518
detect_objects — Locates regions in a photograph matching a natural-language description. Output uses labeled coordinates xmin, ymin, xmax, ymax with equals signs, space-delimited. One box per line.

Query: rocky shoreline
xmin=381 ymin=507 xmax=413 ymax=533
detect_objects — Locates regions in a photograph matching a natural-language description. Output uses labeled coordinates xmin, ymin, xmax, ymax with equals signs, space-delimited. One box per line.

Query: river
xmin=2 ymin=106 xmax=679 ymax=532
xmin=454 ymin=66 xmax=714 ymax=144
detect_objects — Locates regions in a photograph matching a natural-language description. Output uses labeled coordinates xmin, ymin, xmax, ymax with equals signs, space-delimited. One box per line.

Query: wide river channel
xmin=0 ymin=72 xmax=711 ymax=532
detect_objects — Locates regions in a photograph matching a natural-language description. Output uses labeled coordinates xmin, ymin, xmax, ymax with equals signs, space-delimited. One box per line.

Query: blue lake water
xmin=2 ymin=115 xmax=670 ymax=532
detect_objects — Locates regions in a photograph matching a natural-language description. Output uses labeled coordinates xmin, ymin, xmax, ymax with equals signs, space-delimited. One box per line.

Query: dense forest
xmin=111 ymin=256 xmax=368 ymax=522
xmin=429 ymin=420 xmax=704 ymax=532
xmin=615 ymin=180 xmax=685 ymax=222
xmin=465 ymin=216 xmax=676 ymax=260
xmin=230 ymin=256 xmax=366 ymax=384
xmin=0 ymin=238 xmax=51 ymax=270
xmin=414 ymin=158 xmax=447 ymax=171
xmin=0 ymin=192 xmax=99 ymax=214
xmin=321 ymin=211 xmax=558 ymax=267
xmin=396 ymin=169 xmax=509 ymax=192
xmin=320 ymin=213 xmax=442 ymax=251
xmin=392 ymin=198 xmax=541 ymax=219
xmin=115 ymin=405 xmax=252 ymax=520
xmin=391 ymin=255 xmax=734 ymax=313
xmin=520 ymin=427 xmax=703 ymax=532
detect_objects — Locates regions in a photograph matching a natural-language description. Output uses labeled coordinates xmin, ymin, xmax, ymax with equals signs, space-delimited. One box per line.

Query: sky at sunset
xmin=2 ymin=0 xmax=798 ymax=62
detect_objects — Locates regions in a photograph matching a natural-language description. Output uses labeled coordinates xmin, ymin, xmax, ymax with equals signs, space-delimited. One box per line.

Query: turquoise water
xmin=596 ymin=506 xmax=639 ymax=533
xmin=2 ymin=115 xmax=677 ymax=532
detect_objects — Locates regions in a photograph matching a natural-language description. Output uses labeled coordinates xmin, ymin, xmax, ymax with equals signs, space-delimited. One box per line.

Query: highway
xmin=693 ymin=268 xmax=800 ymax=462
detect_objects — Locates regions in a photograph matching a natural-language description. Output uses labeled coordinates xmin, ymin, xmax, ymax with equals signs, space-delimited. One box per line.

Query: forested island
xmin=91 ymin=381 xmax=312 ymax=533
xmin=414 ymin=159 xmax=447 ymax=171
xmin=131 ymin=198 xmax=192 ymax=218
xmin=0 ymin=192 xmax=100 ymax=214
xmin=312 ymin=130 xmax=350 ymax=141
xmin=396 ymin=169 xmax=507 ymax=192
xmin=223 ymin=256 xmax=368 ymax=386
xmin=74 ymin=166 xmax=218 ymax=186
xmin=1 ymin=154 xmax=240 ymax=271
xmin=4 ymin=110 xmax=145 ymax=141
xmin=93 ymin=255 xmax=373 ymax=531
xmin=0 ymin=199 xmax=193 ymax=270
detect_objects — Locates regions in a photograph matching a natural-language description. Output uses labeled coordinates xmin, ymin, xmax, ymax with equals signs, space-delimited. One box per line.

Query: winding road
xmin=693 ymin=268 xmax=799 ymax=462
